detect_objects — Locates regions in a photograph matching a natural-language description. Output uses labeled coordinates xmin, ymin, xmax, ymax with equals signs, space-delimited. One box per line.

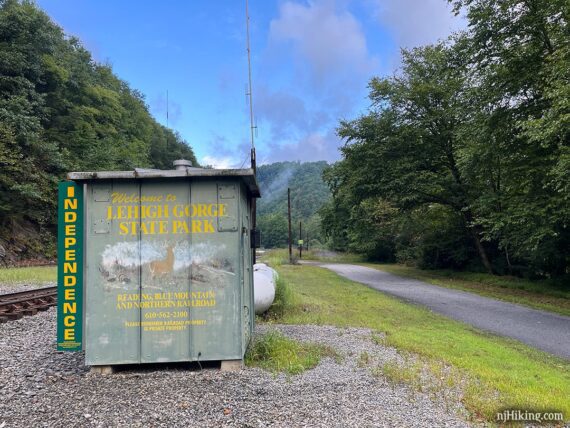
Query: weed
xmin=357 ymin=351 xmax=371 ymax=367
xmin=245 ymin=330 xmax=335 ymax=375
xmin=376 ymin=360 xmax=423 ymax=389
xmin=371 ymin=332 xmax=385 ymax=345
xmin=265 ymin=276 xmax=295 ymax=320
xmin=261 ymin=249 xmax=297 ymax=267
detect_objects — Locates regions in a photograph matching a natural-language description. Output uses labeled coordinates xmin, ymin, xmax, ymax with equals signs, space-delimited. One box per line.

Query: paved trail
xmin=315 ymin=263 xmax=570 ymax=360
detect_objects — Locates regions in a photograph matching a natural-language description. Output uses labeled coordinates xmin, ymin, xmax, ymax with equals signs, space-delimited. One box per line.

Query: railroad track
xmin=0 ymin=286 xmax=57 ymax=322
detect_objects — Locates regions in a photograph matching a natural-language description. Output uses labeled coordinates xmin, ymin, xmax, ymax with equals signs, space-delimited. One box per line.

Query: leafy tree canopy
xmin=0 ymin=0 xmax=197 ymax=261
xmin=323 ymin=0 xmax=569 ymax=278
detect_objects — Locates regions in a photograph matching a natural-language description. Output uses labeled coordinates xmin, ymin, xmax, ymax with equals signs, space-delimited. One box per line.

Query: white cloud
xmin=256 ymin=0 xmax=464 ymax=165
xmin=255 ymin=85 xmax=333 ymax=141
xmin=269 ymin=0 xmax=377 ymax=82
xmin=265 ymin=130 xmax=342 ymax=163
xmin=255 ymin=86 xmax=309 ymax=136
xmin=258 ymin=0 xmax=378 ymax=163
xmin=201 ymin=155 xmax=241 ymax=169
xmin=370 ymin=0 xmax=466 ymax=48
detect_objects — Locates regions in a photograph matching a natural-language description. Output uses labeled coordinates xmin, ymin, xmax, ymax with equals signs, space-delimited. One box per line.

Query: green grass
xmin=0 ymin=266 xmax=56 ymax=285
xmin=375 ymin=359 xmax=423 ymax=387
xmin=357 ymin=351 xmax=371 ymax=367
xmin=271 ymin=263 xmax=570 ymax=422
xmin=360 ymin=263 xmax=570 ymax=316
xmin=264 ymin=246 xmax=570 ymax=315
xmin=265 ymin=275 xmax=295 ymax=320
xmin=302 ymin=249 xmax=365 ymax=263
xmin=261 ymin=248 xmax=292 ymax=267
xmin=267 ymin=245 xmax=570 ymax=316
xmin=374 ymin=356 xmax=464 ymax=400
xmin=245 ymin=330 xmax=335 ymax=375
xmin=260 ymin=248 xmax=365 ymax=265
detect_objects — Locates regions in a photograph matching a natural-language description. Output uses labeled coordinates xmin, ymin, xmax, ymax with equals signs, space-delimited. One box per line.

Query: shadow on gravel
xmin=110 ymin=360 xmax=222 ymax=374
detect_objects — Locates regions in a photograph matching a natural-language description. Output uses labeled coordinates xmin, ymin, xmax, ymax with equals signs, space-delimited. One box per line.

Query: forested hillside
xmin=322 ymin=0 xmax=569 ymax=280
xmin=0 ymin=1 xmax=197 ymax=264
xmin=1 ymin=0 xmax=567 ymax=283
xmin=256 ymin=161 xmax=330 ymax=248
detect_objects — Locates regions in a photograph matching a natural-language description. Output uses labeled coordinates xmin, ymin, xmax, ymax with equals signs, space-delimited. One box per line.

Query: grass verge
xmin=245 ymin=330 xmax=335 ymax=375
xmin=261 ymin=248 xmax=292 ymax=267
xmin=0 ymin=266 xmax=56 ymax=285
xmin=271 ymin=263 xmax=570 ymax=422
xmin=260 ymin=246 xmax=570 ymax=316
xmin=260 ymin=248 xmax=365 ymax=265
xmin=265 ymin=276 xmax=295 ymax=320
xmin=360 ymin=263 xmax=570 ymax=317
xmin=302 ymin=249 xmax=365 ymax=263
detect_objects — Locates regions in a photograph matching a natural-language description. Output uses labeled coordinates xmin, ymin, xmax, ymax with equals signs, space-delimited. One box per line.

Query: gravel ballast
xmin=0 ymin=309 xmax=473 ymax=427
xmin=0 ymin=282 xmax=55 ymax=295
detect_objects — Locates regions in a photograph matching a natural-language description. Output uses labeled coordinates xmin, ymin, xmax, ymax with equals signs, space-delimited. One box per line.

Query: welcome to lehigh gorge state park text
xmin=107 ymin=192 xmax=228 ymax=235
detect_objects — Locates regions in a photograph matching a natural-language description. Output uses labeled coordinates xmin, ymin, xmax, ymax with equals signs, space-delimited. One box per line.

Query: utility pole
xmin=299 ymin=221 xmax=302 ymax=259
xmin=288 ymin=188 xmax=292 ymax=264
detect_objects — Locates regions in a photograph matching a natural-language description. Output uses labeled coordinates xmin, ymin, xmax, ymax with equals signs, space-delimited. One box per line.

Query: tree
xmin=0 ymin=0 xmax=198 ymax=262
xmin=333 ymin=42 xmax=495 ymax=272
xmin=256 ymin=161 xmax=331 ymax=246
xmin=449 ymin=0 xmax=569 ymax=276
xmin=325 ymin=0 xmax=569 ymax=278
xmin=257 ymin=213 xmax=289 ymax=249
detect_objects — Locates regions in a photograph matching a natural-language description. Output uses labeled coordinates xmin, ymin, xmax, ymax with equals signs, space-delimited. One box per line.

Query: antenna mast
xmin=246 ymin=0 xmax=257 ymax=264
xmin=245 ymin=0 xmax=256 ymax=170
xmin=166 ymin=89 xmax=169 ymax=149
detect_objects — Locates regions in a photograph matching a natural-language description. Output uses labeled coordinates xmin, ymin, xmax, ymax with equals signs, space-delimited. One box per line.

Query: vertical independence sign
xmin=57 ymin=181 xmax=83 ymax=351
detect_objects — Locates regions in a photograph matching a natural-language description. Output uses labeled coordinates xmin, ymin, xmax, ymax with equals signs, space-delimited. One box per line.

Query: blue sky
xmin=37 ymin=0 xmax=463 ymax=167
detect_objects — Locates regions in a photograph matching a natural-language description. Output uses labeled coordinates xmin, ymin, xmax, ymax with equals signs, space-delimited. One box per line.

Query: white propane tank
xmin=253 ymin=263 xmax=277 ymax=314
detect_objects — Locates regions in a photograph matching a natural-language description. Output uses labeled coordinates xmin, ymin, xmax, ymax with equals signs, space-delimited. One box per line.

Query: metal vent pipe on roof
xmin=173 ymin=159 xmax=192 ymax=170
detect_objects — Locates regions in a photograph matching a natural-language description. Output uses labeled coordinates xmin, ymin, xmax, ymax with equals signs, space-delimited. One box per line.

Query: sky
xmin=37 ymin=0 xmax=464 ymax=167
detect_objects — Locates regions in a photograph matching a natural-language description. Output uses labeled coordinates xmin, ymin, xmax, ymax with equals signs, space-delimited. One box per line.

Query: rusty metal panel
xmin=85 ymin=181 xmax=140 ymax=366
xmin=83 ymin=177 xmax=250 ymax=365
xmin=189 ymin=181 xmax=241 ymax=361
xmin=217 ymin=183 xmax=238 ymax=232
xmin=139 ymin=181 xmax=192 ymax=363
xmin=240 ymin=186 xmax=253 ymax=352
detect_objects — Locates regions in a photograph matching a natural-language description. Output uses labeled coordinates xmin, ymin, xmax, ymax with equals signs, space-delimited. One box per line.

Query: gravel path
xmin=315 ymin=263 xmax=570 ymax=360
xmin=0 ymin=309 xmax=472 ymax=427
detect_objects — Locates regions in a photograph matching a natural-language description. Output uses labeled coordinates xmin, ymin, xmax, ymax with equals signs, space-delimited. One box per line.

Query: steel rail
xmin=0 ymin=286 xmax=57 ymax=322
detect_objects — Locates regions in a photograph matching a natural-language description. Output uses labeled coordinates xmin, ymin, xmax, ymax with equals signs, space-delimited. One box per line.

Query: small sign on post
xmin=57 ymin=181 xmax=83 ymax=351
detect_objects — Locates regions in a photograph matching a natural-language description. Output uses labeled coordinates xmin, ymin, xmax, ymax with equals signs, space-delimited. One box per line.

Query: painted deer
xmin=149 ymin=245 xmax=175 ymax=280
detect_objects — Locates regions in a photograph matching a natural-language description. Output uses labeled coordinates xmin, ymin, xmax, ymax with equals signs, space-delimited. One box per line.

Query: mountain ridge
xmin=256 ymin=161 xmax=331 ymax=248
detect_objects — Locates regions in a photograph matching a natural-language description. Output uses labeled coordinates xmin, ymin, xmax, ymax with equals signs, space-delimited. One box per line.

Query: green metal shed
xmin=67 ymin=160 xmax=260 ymax=369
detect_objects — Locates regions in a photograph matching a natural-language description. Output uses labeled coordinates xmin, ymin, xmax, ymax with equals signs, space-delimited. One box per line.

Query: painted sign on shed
xmin=57 ymin=181 xmax=83 ymax=351
xmin=64 ymin=163 xmax=259 ymax=366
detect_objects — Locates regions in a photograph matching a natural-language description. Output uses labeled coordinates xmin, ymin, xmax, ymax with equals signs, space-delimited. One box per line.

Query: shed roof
xmin=67 ymin=167 xmax=260 ymax=197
